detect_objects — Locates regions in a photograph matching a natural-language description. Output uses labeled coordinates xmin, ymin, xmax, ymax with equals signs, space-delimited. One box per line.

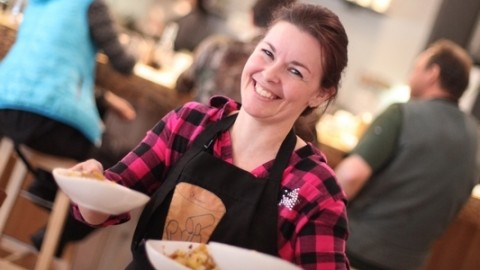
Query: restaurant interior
xmin=0 ymin=0 xmax=480 ymax=269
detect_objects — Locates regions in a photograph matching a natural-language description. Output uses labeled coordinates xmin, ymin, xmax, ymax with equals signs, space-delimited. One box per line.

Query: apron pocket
xmin=163 ymin=182 xmax=226 ymax=243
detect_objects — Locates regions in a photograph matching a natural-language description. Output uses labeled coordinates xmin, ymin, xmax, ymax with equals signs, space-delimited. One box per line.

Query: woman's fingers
xmin=70 ymin=159 xmax=104 ymax=173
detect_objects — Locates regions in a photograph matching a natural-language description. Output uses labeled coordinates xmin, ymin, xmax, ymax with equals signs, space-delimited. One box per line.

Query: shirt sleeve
xmin=351 ymin=103 xmax=402 ymax=173
xmin=297 ymin=196 xmax=349 ymax=270
xmin=278 ymin=157 xmax=349 ymax=269
xmin=88 ymin=0 xmax=136 ymax=74
xmin=72 ymin=108 xmax=182 ymax=226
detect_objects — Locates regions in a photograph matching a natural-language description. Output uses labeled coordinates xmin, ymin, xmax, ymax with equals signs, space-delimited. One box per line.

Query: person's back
xmin=335 ymin=39 xmax=479 ymax=270
xmin=0 ymin=0 xmax=101 ymax=144
xmin=0 ymin=0 xmax=135 ymax=154
xmin=348 ymin=100 xmax=478 ymax=269
xmin=0 ymin=0 xmax=137 ymax=256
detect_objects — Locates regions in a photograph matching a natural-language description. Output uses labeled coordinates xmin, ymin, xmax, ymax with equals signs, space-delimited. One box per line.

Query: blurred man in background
xmin=335 ymin=39 xmax=480 ymax=270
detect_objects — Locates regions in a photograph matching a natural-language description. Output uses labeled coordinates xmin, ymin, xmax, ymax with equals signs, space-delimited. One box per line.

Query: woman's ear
xmin=308 ymin=87 xmax=334 ymax=108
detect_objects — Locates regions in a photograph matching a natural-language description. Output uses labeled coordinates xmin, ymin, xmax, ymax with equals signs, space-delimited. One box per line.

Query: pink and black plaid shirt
xmin=74 ymin=96 xmax=349 ymax=269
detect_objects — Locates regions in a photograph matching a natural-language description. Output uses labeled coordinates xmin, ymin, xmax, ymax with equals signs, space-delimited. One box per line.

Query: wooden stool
xmin=0 ymin=137 xmax=77 ymax=270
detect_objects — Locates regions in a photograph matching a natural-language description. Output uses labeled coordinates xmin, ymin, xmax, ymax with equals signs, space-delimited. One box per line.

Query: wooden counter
xmin=424 ymin=190 xmax=480 ymax=270
xmin=0 ymin=22 xmax=16 ymax=60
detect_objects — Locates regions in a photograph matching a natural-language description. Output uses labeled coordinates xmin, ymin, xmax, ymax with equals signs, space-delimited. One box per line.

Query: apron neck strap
xmin=191 ymin=113 xmax=237 ymax=151
xmin=268 ymin=129 xmax=296 ymax=182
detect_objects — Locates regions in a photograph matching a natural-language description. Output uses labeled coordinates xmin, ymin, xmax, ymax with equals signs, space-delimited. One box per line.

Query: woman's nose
xmin=262 ymin=62 xmax=281 ymax=83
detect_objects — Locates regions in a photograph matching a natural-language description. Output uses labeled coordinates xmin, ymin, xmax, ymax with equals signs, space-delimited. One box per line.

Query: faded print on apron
xmin=163 ymin=182 xmax=226 ymax=242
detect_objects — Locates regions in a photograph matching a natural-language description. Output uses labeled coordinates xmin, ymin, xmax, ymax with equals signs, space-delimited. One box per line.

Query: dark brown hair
xmin=426 ymin=39 xmax=472 ymax=102
xmin=252 ymin=0 xmax=297 ymax=28
xmin=271 ymin=3 xmax=349 ymax=115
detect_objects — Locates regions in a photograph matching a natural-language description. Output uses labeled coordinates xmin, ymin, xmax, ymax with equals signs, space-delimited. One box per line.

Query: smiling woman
xmin=240 ymin=21 xmax=325 ymax=126
xmin=66 ymin=3 xmax=350 ymax=270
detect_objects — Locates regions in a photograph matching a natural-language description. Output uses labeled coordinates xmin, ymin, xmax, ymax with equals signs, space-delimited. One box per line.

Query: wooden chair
xmin=0 ymin=23 xmax=17 ymax=60
xmin=0 ymin=137 xmax=77 ymax=270
xmin=0 ymin=190 xmax=5 ymax=207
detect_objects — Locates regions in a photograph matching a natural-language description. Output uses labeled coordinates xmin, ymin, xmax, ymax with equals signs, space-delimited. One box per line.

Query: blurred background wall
xmin=105 ymin=0 xmax=480 ymax=117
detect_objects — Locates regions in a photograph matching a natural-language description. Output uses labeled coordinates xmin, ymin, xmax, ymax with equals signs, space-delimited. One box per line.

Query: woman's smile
xmin=254 ymin=82 xmax=278 ymax=100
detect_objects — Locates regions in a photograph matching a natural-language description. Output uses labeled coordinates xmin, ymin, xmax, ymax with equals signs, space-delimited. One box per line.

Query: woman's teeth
xmin=255 ymin=85 xmax=276 ymax=100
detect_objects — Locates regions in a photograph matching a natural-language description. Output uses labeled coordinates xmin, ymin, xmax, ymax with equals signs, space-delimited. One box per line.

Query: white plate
xmin=145 ymin=240 xmax=301 ymax=270
xmin=52 ymin=168 xmax=150 ymax=215
xmin=208 ymin=242 xmax=301 ymax=270
xmin=146 ymin=240 xmax=201 ymax=270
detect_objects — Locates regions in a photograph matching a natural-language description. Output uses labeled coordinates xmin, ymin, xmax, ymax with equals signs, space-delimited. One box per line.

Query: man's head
xmin=409 ymin=39 xmax=472 ymax=101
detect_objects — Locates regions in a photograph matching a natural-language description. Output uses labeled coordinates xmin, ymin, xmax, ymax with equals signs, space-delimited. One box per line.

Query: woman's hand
xmin=69 ymin=159 xmax=110 ymax=225
xmin=70 ymin=159 xmax=104 ymax=174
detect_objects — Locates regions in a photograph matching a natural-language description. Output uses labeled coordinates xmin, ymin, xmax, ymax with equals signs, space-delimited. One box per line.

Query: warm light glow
xmin=377 ymin=84 xmax=410 ymax=111
xmin=371 ymin=0 xmax=391 ymax=13
xmin=356 ymin=0 xmax=372 ymax=8
xmin=348 ymin=0 xmax=392 ymax=14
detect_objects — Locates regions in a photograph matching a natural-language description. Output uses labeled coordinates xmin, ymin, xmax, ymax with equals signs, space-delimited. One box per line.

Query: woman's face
xmin=240 ymin=21 xmax=327 ymax=125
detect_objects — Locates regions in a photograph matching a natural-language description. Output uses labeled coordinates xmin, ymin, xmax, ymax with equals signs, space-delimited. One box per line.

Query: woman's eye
xmin=289 ymin=67 xmax=304 ymax=78
xmin=261 ymin=48 xmax=274 ymax=59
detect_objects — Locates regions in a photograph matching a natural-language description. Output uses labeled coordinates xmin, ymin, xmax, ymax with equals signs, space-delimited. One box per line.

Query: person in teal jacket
xmin=0 ymin=0 xmax=136 ymax=256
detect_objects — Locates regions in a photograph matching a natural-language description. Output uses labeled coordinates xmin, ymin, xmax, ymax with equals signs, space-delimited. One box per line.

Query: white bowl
xmin=146 ymin=240 xmax=201 ymax=270
xmin=208 ymin=242 xmax=301 ymax=270
xmin=145 ymin=240 xmax=301 ymax=270
xmin=52 ymin=168 xmax=150 ymax=215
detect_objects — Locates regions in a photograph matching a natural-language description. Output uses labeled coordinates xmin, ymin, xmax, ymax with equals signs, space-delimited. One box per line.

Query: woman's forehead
xmin=262 ymin=21 xmax=323 ymax=70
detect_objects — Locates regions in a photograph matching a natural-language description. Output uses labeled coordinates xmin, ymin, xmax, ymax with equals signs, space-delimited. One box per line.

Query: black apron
xmin=126 ymin=114 xmax=296 ymax=269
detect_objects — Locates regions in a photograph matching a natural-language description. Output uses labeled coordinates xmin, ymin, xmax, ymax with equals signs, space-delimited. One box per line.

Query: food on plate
xmin=64 ymin=170 xmax=107 ymax=181
xmin=168 ymin=243 xmax=219 ymax=270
